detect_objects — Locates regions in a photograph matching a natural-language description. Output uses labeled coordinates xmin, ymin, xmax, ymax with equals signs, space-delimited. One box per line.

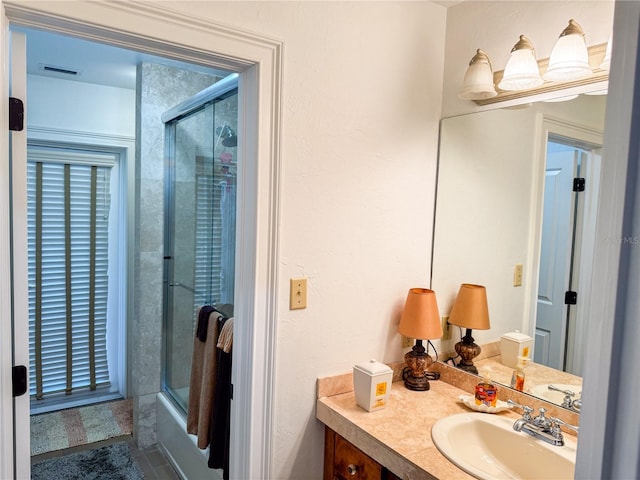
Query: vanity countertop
xmin=317 ymin=379 xmax=516 ymax=480
xmin=475 ymin=355 xmax=582 ymax=391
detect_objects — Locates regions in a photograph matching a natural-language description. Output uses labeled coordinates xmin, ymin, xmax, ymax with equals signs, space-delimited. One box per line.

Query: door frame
xmin=526 ymin=116 xmax=602 ymax=371
xmin=0 ymin=2 xmax=283 ymax=479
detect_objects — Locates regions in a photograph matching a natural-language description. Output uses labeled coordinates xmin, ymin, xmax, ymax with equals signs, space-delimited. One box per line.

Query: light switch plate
xmin=290 ymin=278 xmax=307 ymax=310
xmin=514 ymin=264 xmax=523 ymax=287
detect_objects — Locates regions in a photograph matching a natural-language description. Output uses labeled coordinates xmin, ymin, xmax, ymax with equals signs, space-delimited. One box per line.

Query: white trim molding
xmin=1 ymin=2 xmax=283 ymax=478
xmin=0 ymin=16 xmax=17 ymax=479
xmin=577 ymin=1 xmax=640 ymax=478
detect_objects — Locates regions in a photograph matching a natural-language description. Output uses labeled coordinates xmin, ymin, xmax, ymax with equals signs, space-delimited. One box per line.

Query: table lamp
xmin=398 ymin=288 xmax=443 ymax=391
xmin=448 ymin=283 xmax=490 ymax=374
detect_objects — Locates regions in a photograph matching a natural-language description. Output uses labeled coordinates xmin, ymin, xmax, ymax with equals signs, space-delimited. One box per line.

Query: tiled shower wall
xmin=133 ymin=62 xmax=221 ymax=447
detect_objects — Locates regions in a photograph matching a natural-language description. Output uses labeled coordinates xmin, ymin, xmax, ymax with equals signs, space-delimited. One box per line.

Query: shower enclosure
xmin=162 ymin=73 xmax=238 ymax=413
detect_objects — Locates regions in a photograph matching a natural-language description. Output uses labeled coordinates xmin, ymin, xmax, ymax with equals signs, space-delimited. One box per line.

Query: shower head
xmin=216 ymin=125 xmax=238 ymax=148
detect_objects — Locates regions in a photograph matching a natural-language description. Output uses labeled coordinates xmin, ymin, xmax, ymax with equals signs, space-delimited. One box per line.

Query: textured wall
xmin=159 ymin=2 xmax=448 ymax=477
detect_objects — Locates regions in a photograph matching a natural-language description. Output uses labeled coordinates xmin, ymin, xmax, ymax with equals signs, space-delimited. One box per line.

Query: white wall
xmin=188 ymin=3 xmax=446 ymax=476
xmin=442 ymin=1 xmax=614 ymax=117
xmin=16 ymin=3 xmax=448 ymax=476
xmin=161 ymin=2 xmax=447 ymax=477
xmin=26 ymin=75 xmax=135 ymax=136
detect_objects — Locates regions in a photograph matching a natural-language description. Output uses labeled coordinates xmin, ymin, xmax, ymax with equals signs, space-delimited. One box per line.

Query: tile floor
xmin=31 ymin=436 xmax=181 ymax=480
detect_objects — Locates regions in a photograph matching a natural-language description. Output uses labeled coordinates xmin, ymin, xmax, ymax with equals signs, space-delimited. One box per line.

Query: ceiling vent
xmin=38 ymin=63 xmax=81 ymax=77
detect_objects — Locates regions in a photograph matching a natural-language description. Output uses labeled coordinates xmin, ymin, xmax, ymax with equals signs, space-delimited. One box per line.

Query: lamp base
xmin=402 ymin=367 xmax=431 ymax=391
xmin=455 ymin=328 xmax=481 ymax=375
xmin=402 ymin=339 xmax=433 ymax=391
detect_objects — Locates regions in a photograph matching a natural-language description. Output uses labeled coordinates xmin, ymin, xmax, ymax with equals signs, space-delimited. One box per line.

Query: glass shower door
xmin=163 ymin=81 xmax=238 ymax=412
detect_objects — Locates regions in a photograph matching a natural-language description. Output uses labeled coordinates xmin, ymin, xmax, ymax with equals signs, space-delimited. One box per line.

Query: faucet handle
xmin=548 ymin=385 xmax=576 ymax=408
xmin=548 ymin=385 xmax=576 ymax=397
xmin=507 ymin=399 xmax=533 ymax=419
xmin=550 ymin=416 xmax=579 ymax=434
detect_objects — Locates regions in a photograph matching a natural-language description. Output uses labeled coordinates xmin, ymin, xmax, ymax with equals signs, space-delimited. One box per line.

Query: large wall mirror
xmin=432 ymin=86 xmax=607 ymax=411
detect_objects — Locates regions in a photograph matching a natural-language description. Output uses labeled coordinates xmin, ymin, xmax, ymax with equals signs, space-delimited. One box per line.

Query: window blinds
xmin=27 ymin=150 xmax=113 ymax=400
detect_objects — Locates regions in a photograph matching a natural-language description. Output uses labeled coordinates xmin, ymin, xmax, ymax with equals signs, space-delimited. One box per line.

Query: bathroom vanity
xmin=316 ymin=362 xmax=579 ymax=479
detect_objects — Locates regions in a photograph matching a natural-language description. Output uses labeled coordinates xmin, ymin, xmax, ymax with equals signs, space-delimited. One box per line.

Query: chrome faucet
xmin=507 ymin=400 xmax=579 ymax=447
xmin=548 ymin=385 xmax=582 ymax=411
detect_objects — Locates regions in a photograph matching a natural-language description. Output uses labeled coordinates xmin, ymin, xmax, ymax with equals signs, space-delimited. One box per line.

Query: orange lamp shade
xmin=448 ymin=284 xmax=490 ymax=330
xmin=398 ymin=288 xmax=443 ymax=340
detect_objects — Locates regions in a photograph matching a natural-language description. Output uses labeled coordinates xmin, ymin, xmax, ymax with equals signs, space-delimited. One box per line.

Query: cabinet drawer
xmin=333 ymin=433 xmax=383 ymax=480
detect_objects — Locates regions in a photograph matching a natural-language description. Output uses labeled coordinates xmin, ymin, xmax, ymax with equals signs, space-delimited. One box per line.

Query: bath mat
xmin=30 ymin=399 xmax=133 ymax=456
xmin=31 ymin=441 xmax=143 ymax=480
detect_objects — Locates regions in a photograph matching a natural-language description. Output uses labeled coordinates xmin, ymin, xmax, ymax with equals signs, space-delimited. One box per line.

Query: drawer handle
xmin=347 ymin=464 xmax=359 ymax=475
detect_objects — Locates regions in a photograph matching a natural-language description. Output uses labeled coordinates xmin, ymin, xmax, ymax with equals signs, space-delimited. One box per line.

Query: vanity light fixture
xmin=398 ymin=288 xmax=443 ymax=391
xmin=544 ymin=19 xmax=592 ymax=82
xmin=447 ymin=284 xmax=490 ymax=375
xmin=461 ymin=20 xmax=609 ymax=105
xmin=498 ymin=35 xmax=544 ymax=91
xmin=458 ymin=49 xmax=497 ymax=100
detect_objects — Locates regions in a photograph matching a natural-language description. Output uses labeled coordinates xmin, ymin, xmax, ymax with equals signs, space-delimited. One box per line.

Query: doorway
xmin=534 ymin=132 xmax=602 ymax=374
xmin=3 ymin=3 xmax=281 ymax=478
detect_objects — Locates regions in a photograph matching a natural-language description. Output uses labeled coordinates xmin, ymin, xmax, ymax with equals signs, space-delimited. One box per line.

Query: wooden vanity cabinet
xmin=324 ymin=427 xmax=402 ymax=480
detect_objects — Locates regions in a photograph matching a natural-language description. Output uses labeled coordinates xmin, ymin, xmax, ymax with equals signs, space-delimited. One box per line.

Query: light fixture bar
xmin=473 ymin=42 xmax=608 ymax=106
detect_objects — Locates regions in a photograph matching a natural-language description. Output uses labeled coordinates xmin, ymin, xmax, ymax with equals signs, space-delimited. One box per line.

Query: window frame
xmin=27 ymin=140 xmax=129 ymax=413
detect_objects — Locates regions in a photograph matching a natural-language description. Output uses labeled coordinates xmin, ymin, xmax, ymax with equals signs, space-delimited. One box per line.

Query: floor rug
xmin=31 ymin=441 xmax=143 ymax=480
xmin=30 ymin=399 xmax=133 ymax=456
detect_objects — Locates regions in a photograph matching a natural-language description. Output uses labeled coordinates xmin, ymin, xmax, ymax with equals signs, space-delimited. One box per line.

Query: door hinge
xmin=12 ymin=365 xmax=27 ymax=397
xmin=565 ymin=291 xmax=578 ymax=305
xmin=230 ymin=383 xmax=234 ymax=400
xmin=9 ymin=97 xmax=24 ymax=132
xmin=573 ymin=178 xmax=585 ymax=192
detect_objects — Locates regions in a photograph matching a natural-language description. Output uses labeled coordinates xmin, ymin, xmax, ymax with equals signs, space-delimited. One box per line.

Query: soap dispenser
xmin=510 ymin=355 xmax=528 ymax=392
xmin=475 ymin=368 xmax=498 ymax=407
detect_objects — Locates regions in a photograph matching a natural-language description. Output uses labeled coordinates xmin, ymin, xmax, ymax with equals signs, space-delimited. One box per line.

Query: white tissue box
xmin=353 ymin=359 xmax=393 ymax=412
xmin=500 ymin=331 xmax=532 ymax=368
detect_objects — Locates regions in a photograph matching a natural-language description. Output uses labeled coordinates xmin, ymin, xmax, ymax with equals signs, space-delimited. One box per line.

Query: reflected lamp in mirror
xmin=448 ymin=284 xmax=490 ymax=375
xmin=498 ymin=35 xmax=543 ymax=91
xmin=398 ymin=288 xmax=443 ymax=391
xmin=544 ymin=19 xmax=591 ymax=82
xmin=458 ymin=49 xmax=497 ymax=100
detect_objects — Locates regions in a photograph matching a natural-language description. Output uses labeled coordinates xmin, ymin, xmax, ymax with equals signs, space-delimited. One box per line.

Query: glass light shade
xmin=398 ymin=288 xmax=443 ymax=340
xmin=448 ymin=284 xmax=490 ymax=330
xmin=600 ymin=34 xmax=612 ymax=71
xmin=498 ymin=35 xmax=543 ymax=91
xmin=544 ymin=19 xmax=592 ymax=82
xmin=458 ymin=49 xmax=497 ymax=100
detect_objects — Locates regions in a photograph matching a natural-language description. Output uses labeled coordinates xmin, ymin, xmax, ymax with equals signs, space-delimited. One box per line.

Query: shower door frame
xmin=162 ymin=74 xmax=239 ymax=411
xmin=1 ymin=2 xmax=283 ymax=479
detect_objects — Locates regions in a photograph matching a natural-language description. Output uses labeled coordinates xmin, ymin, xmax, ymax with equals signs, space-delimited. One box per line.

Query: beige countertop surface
xmin=317 ymin=378 xmax=520 ymax=480
xmin=475 ymin=355 xmax=582 ymax=394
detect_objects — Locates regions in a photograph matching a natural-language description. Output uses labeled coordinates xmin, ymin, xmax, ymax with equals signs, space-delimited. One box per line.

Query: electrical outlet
xmin=514 ymin=264 xmax=523 ymax=287
xmin=401 ymin=336 xmax=414 ymax=348
xmin=442 ymin=315 xmax=451 ymax=340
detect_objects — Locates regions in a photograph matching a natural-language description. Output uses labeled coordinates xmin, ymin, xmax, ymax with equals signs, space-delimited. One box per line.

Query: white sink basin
xmin=431 ymin=413 xmax=576 ymax=480
xmin=528 ymin=383 xmax=581 ymax=407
